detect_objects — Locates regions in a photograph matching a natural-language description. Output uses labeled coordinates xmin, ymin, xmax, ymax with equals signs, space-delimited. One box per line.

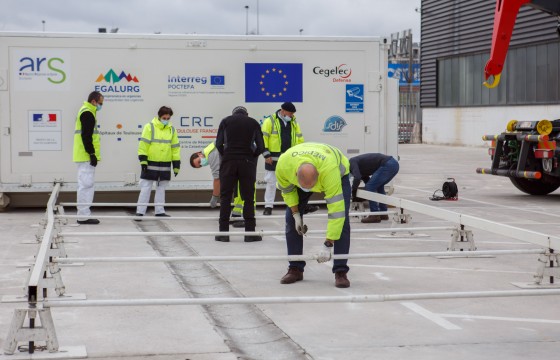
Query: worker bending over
xmin=276 ymin=142 xmax=351 ymax=288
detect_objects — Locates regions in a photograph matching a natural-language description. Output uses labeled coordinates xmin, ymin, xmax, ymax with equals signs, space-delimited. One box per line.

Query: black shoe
xmin=215 ymin=235 xmax=230 ymax=242
xmin=263 ymin=207 xmax=272 ymax=215
xmin=304 ymin=205 xmax=319 ymax=214
xmin=134 ymin=213 xmax=143 ymax=222
xmin=77 ymin=219 xmax=100 ymax=225
xmin=232 ymin=220 xmax=245 ymax=228
xmin=155 ymin=213 xmax=170 ymax=217
xmin=244 ymin=235 xmax=262 ymax=242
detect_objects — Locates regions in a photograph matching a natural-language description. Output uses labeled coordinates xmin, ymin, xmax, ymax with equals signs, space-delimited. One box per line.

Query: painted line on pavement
xmin=439 ymin=313 xmax=560 ymax=324
xmin=401 ymin=302 xmax=461 ymax=330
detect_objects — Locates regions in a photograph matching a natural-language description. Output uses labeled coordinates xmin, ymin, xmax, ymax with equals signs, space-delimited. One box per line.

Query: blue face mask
xmin=160 ymin=119 xmax=169 ymax=126
xmin=300 ymin=186 xmax=313 ymax=192
xmin=200 ymin=158 xmax=208 ymax=167
xmin=96 ymin=104 xmax=103 ymax=111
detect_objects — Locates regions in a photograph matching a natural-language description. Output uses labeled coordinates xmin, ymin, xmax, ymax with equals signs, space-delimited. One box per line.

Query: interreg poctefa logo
xmin=94 ymin=69 xmax=140 ymax=93
xmin=18 ymin=56 xmax=67 ymax=84
xmin=322 ymin=116 xmax=347 ymax=133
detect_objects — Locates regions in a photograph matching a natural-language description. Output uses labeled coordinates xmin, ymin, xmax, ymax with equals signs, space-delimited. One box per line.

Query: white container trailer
xmin=0 ymin=32 xmax=398 ymax=207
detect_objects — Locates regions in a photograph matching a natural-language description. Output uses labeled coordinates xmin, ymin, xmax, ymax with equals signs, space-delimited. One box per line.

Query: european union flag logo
xmin=245 ymin=63 xmax=303 ymax=103
xmin=211 ymin=75 xmax=225 ymax=86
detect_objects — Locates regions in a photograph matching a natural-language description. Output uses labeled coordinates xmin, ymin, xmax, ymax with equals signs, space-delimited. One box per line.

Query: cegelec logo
xmin=313 ymin=64 xmax=352 ymax=83
xmin=322 ymin=116 xmax=347 ymax=133
xmin=18 ymin=56 xmax=67 ymax=84
xmin=94 ymin=69 xmax=140 ymax=93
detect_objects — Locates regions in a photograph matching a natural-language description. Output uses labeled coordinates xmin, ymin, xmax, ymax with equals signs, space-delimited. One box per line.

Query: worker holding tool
xmin=275 ymin=142 xmax=351 ymax=288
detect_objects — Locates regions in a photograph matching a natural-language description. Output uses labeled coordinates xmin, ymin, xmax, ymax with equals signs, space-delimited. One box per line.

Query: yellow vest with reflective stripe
xmin=73 ymin=101 xmax=100 ymax=162
xmin=276 ymin=142 xmax=350 ymax=240
xmin=203 ymin=142 xmax=216 ymax=158
xmin=261 ymin=113 xmax=304 ymax=154
xmin=138 ymin=117 xmax=180 ymax=163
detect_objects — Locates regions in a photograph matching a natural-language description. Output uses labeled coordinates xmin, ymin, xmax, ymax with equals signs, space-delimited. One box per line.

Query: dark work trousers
xmin=285 ymin=174 xmax=351 ymax=273
xmin=364 ymin=158 xmax=399 ymax=212
xmin=219 ymin=158 xmax=257 ymax=232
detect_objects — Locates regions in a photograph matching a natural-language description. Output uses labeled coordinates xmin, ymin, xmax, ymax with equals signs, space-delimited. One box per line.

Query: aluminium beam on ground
xmin=10 ymin=182 xmax=62 ymax=356
xmin=55 ymin=211 xmax=394 ymax=221
xmin=54 ymin=249 xmax=546 ymax=264
xmin=356 ymin=190 xmax=560 ymax=250
xmin=57 ymin=226 xmax=457 ymax=237
xmin=43 ymin=288 xmax=560 ymax=308
xmin=59 ymin=200 xmax=327 ymax=207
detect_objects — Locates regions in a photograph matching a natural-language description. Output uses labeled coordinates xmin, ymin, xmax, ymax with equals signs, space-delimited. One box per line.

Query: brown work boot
xmin=335 ymin=271 xmax=350 ymax=288
xmin=380 ymin=215 xmax=390 ymax=221
xmin=361 ymin=215 xmax=381 ymax=223
xmin=280 ymin=268 xmax=303 ymax=284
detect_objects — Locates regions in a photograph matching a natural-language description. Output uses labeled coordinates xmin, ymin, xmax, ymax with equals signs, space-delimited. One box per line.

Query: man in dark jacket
xmin=349 ymin=153 xmax=399 ymax=223
xmin=215 ymin=106 xmax=269 ymax=242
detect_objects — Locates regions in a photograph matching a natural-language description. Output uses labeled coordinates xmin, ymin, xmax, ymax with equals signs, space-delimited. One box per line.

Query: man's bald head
xmin=297 ymin=163 xmax=319 ymax=190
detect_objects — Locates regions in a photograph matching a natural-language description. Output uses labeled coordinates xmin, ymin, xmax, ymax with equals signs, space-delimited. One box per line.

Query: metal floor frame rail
xmin=356 ymin=190 xmax=560 ymax=250
xmin=4 ymin=185 xmax=560 ymax=357
xmin=357 ymin=190 xmax=560 ymax=287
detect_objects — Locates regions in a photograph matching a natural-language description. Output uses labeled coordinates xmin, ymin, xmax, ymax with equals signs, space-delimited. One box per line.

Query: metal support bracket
xmin=534 ymin=252 xmax=560 ymax=285
xmin=448 ymin=227 xmax=476 ymax=251
xmin=3 ymin=308 xmax=59 ymax=355
xmin=34 ymin=218 xmax=48 ymax=243
xmin=350 ymin=201 xmax=367 ymax=220
xmin=392 ymin=208 xmax=412 ymax=224
xmin=512 ymin=251 xmax=560 ymax=289
xmin=54 ymin=205 xmax=67 ymax=226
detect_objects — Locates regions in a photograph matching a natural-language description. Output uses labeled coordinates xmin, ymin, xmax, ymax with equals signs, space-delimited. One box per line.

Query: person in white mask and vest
xmin=73 ymin=91 xmax=104 ymax=225
xmin=135 ymin=106 xmax=180 ymax=219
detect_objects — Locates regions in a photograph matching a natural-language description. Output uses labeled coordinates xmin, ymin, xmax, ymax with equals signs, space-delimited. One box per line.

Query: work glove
xmin=141 ymin=164 xmax=147 ymax=172
xmin=292 ymin=212 xmax=308 ymax=236
xmin=89 ymin=154 xmax=98 ymax=167
xmin=210 ymin=195 xmax=219 ymax=208
xmin=173 ymin=168 xmax=180 ymax=177
xmin=317 ymin=242 xmax=333 ymax=263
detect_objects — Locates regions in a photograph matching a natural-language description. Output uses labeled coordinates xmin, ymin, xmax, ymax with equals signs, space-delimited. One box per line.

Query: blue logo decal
xmin=245 ymin=63 xmax=303 ymax=102
xmin=323 ymin=116 xmax=347 ymax=132
xmin=211 ymin=75 xmax=225 ymax=86
xmin=345 ymin=84 xmax=364 ymax=113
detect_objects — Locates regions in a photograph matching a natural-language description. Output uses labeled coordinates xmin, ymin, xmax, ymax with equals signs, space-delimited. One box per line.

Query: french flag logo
xmin=32 ymin=113 xmax=58 ymax=122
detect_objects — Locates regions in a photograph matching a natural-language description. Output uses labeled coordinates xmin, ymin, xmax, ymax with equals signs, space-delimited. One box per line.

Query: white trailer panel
xmin=0 ymin=32 xmax=398 ymax=200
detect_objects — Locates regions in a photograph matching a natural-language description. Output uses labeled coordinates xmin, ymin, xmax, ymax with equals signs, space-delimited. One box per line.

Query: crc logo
xmin=322 ymin=116 xmax=347 ymax=132
xmin=313 ymin=64 xmax=352 ymax=79
xmin=18 ymin=56 xmax=67 ymax=84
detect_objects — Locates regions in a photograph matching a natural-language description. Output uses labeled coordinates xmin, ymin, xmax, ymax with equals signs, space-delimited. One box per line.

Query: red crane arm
xmin=484 ymin=0 xmax=531 ymax=88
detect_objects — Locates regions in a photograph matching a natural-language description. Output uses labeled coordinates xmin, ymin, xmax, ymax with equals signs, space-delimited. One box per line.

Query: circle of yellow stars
xmin=260 ymin=67 xmax=288 ymax=98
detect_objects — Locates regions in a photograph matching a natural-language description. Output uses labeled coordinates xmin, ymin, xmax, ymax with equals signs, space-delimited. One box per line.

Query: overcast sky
xmin=1 ymin=0 xmax=421 ymax=40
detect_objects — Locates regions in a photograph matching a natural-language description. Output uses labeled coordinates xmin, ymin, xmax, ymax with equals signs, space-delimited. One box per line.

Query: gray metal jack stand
xmin=512 ymin=251 xmax=560 ymax=289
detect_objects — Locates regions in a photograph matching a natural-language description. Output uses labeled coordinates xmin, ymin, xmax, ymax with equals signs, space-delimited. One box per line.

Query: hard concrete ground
xmin=1 ymin=144 xmax=560 ymax=360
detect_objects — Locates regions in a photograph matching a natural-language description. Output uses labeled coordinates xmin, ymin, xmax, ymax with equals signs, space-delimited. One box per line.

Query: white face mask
xmin=299 ymin=186 xmax=313 ymax=192
xmin=283 ymin=115 xmax=292 ymax=122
